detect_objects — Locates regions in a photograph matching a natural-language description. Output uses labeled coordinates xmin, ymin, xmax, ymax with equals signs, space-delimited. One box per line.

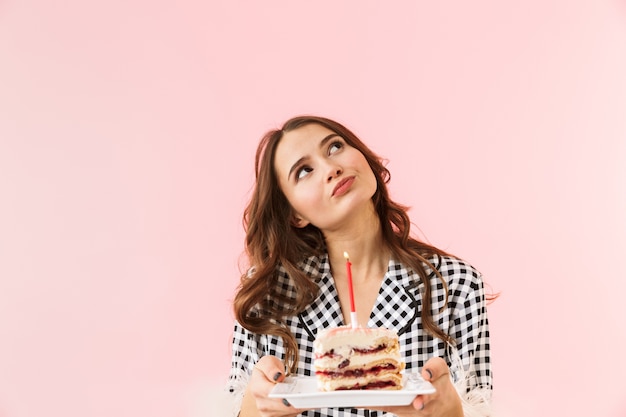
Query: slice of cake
xmin=313 ymin=326 xmax=405 ymax=391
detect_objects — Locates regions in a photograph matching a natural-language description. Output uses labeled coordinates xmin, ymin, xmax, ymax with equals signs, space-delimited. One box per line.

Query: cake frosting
xmin=313 ymin=326 xmax=405 ymax=391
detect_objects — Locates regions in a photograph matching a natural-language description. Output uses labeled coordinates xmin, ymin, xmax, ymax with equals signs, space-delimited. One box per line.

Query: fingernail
xmin=282 ymin=398 xmax=291 ymax=407
xmin=425 ymin=369 xmax=433 ymax=380
xmin=273 ymin=372 xmax=282 ymax=381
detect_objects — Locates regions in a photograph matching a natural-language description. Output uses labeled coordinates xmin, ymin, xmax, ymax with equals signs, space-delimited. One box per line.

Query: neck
xmin=324 ymin=210 xmax=389 ymax=284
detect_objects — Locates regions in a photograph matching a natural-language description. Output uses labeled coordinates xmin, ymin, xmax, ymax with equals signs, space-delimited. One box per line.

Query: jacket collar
xmin=297 ymin=255 xmax=422 ymax=341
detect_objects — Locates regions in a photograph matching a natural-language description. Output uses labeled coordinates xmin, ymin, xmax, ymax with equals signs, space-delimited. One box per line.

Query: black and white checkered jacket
xmin=228 ymin=254 xmax=493 ymax=417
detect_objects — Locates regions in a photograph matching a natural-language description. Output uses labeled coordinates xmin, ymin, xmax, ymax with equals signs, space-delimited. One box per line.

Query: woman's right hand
xmin=240 ymin=355 xmax=305 ymax=417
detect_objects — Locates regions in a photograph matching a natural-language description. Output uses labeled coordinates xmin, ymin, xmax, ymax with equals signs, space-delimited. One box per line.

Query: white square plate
xmin=268 ymin=372 xmax=435 ymax=409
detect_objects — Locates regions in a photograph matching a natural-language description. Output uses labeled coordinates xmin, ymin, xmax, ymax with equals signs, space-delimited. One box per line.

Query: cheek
xmin=279 ymin=180 xmax=316 ymax=210
xmin=294 ymin=189 xmax=328 ymax=223
xmin=291 ymin=185 xmax=322 ymax=210
xmin=352 ymin=154 xmax=376 ymax=181
xmin=358 ymin=161 xmax=378 ymax=195
xmin=348 ymin=150 xmax=370 ymax=170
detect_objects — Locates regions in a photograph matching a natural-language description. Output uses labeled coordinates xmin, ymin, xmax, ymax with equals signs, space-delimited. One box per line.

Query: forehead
xmin=274 ymin=124 xmax=335 ymax=165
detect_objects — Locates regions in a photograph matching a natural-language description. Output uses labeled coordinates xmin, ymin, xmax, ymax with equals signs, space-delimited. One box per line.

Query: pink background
xmin=1 ymin=1 xmax=625 ymax=416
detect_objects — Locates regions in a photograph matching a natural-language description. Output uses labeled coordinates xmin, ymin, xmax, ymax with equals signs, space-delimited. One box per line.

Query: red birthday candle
xmin=343 ymin=252 xmax=358 ymax=328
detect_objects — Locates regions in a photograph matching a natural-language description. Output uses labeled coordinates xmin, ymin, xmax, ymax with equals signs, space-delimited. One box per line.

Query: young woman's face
xmin=274 ymin=123 xmax=377 ymax=231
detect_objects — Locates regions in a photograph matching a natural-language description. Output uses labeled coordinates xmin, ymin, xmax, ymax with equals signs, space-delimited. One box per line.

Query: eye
xmin=328 ymin=140 xmax=343 ymax=155
xmin=296 ymin=165 xmax=313 ymax=181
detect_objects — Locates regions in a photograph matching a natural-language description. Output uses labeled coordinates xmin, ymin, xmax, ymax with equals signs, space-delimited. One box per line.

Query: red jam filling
xmin=315 ymin=344 xmax=386 ymax=359
xmin=315 ymin=363 xmax=397 ymax=378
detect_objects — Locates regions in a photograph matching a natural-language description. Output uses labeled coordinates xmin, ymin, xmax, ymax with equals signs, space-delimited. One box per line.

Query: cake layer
xmin=314 ymin=346 xmax=401 ymax=371
xmin=315 ymin=356 xmax=404 ymax=374
xmin=314 ymin=327 xmax=399 ymax=353
xmin=316 ymin=373 xmax=403 ymax=391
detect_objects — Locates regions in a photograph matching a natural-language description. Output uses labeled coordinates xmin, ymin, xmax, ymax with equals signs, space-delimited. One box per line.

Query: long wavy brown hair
xmin=234 ymin=115 xmax=457 ymax=373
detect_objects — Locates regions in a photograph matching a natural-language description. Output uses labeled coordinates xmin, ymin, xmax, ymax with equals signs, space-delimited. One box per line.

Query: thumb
xmin=255 ymin=355 xmax=287 ymax=383
xmin=421 ymin=356 xmax=449 ymax=383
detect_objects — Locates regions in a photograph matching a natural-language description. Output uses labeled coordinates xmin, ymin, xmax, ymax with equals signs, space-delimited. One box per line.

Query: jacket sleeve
xmin=226 ymin=320 xmax=262 ymax=417
xmin=448 ymin=271 xmax=494 ymax=416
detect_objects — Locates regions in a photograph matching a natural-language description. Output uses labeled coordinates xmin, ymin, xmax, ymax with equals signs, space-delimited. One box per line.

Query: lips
xmin=332 ymin=176 xmax=355 ymax=197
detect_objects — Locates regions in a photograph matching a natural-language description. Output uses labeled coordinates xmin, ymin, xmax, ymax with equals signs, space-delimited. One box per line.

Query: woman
xmin=228 ymin=116 xmax=494 ymax=417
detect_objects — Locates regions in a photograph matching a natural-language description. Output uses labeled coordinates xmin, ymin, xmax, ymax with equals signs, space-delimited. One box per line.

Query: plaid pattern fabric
xmin=228 ymin=254 xmax=492 ymax=417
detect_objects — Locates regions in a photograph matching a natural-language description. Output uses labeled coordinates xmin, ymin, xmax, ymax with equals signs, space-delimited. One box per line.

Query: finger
xmin=412 ymin=395 xmax=426 ymax=411
xmin=254 ymin=356 xmax=287 ymax=383
xmin=421 ymin=356 xmax=449 ymax=383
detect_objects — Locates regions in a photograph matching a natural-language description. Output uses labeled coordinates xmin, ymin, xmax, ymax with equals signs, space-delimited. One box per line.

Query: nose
xmin=326 ymin=165 xmax=343 ymax=182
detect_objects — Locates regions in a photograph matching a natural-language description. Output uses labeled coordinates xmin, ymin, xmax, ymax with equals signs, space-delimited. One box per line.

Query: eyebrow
xmin=287 ymin=133 xmax=340 ymax=180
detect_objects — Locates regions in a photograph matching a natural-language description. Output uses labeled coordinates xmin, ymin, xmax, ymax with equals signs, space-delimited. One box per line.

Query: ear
xmin=291 ymin=215 xmax=310 ymax=228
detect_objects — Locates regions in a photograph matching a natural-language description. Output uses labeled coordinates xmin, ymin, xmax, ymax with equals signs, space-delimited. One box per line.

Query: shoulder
xmin=428 ymin=255 xmax=485 ymax=295
xmin=247 ymin=253 xmax=328 ymax=280
xmin=266 ymin=253 xmax=329 ymax=294
xmin=434 ymin=255 xmax=482 ymax=279
xmin=297 ymin=253 xmax=330 ymax=279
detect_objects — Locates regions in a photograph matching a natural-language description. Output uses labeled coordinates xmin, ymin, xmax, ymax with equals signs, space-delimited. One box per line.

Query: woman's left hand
xmin=373 ymin=357 xmax=463 ymax=417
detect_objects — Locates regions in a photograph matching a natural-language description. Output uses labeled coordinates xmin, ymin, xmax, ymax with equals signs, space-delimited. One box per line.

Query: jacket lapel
xmin=298 ymin=257 xmax=421 ymax=339
xmin=297 ymin=255 xmax=345 ymax=341
xmin=369 ymin=259 xmax=421 ymax=335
